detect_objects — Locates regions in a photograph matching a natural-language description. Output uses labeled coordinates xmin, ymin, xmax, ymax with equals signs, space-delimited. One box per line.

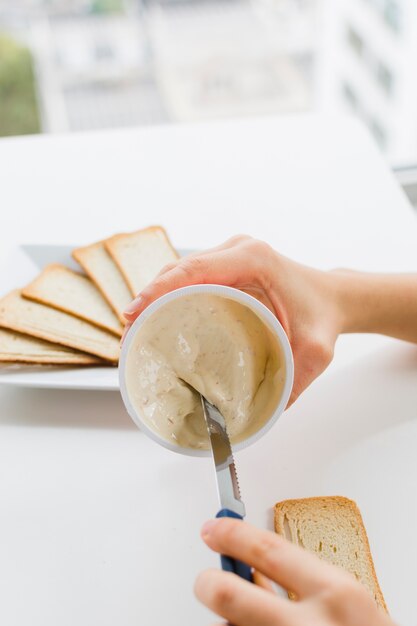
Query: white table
xmin=0 ymin=115 xmax=416 ymax=626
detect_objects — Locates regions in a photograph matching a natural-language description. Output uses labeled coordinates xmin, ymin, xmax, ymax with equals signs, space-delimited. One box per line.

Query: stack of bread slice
xmin=0 ymin=226 xmax=179 ymax=366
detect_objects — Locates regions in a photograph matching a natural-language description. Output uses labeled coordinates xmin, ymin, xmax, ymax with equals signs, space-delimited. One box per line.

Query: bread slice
xmin=105 ymin=226 xmax=179 ymax=296
xmin=22 ymin=264 xmax=123 ymax=337
xmin=0 ymin=290 xmax=119 ymax=363
xmin=274 ymin=496 xmax=387 ymax=612
xmin=0 ymin=328 xmax=103 ymax=365
xmin=72 ymin=239 xmax=132 ymax=323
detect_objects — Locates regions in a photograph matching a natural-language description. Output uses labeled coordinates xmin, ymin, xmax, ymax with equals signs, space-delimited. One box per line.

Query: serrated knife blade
xmin=201 ymin=396 xmax=246 ymax=518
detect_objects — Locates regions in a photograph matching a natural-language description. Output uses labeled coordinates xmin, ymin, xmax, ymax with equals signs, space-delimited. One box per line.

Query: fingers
xmin=252 ymin=570 xmax=276 ymax=593
xmin=156 ymin=235 xmax=252 ymax=277
xmin=195 ymin=569 xmax=296 ymax=626
xmin=123 ymin=246 xmax=264 ymax=324
xmin=200 ymin=518 xmax=344 ymax=599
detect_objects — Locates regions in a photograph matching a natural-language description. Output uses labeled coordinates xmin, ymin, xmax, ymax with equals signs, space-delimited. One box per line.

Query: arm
xmin=333 ymin=270 xmax=417 ymax=343
xmin=123 ymin=236 xmax=417 ymax=405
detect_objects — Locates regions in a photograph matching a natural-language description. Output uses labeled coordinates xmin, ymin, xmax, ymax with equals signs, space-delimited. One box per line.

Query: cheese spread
xmin=125 ymin=293 xmax=285 ymax=449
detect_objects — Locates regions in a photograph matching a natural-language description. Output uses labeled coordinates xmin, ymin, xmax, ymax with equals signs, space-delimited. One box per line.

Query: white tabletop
xmin=0 ymin=115 xmax=416 ymax=626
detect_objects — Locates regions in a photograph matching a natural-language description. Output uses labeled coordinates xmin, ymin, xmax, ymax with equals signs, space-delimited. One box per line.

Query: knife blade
xmin=201 ymin=395 xmax=252 ymax=582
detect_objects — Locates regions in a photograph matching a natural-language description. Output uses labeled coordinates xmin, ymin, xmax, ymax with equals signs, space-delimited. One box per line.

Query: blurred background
xmin=0 ymin=0 xmax=416 ymax=205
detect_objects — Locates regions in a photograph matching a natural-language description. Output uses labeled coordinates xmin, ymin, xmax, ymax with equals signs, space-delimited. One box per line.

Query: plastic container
xmin=119 ymin=285 xmax=294 ymax=457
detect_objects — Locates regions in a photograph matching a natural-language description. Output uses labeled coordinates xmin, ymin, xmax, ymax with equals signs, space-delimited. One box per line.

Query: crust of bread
xmin=105 ymin=225 xmax=179 ymax=296
xmin=0 ymin=355 xmax=102 ymax=365
xmin=0 ymin=290 xmax=119 ymax=364
xmin=274 ymin=496 xmax=387 ymax=613
xmin=22 ymin=263 xmax=123 ymax=337
xmin=72 ymin=239 xmax=130 ymax=323
xmin=0 ymin=328 xmax=103 ymax=365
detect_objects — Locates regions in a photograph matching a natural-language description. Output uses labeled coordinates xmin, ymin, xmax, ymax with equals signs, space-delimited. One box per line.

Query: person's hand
xmin=195 ymin=518 xmax=394 ymax=626
xmin=123 ymin=236 xmax=343 ymax=406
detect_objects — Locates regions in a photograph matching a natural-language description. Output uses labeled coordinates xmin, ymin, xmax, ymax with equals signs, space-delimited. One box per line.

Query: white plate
xmin=0 ymin=244 xmax=190 ymax=390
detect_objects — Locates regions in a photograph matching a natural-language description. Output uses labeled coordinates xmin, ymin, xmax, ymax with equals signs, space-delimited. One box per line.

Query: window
xmin=342 ymin=81 xmax=359 ymax=111
xmin=94 ymin=41 xmax=114 ymax=62
xmin=346 ymin=25 xmax=365 ymax=58
xmin=362 ymin=0 xmax=402 ymax=34
xmin=369 ymin=117 xmax=387 ymax=148
xmin=383 ymin=0 xmax=401 ymax=33
xmin=375 ymin=61 xmax=394 ymax=96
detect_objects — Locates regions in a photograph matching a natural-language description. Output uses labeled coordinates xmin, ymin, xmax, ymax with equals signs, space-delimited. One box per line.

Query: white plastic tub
xmin=119 ymin=285 xmax=294 ymax=457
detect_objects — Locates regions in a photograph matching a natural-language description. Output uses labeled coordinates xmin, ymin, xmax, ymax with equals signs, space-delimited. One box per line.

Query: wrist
xmin=328 ymin=269 xmax=365 ymax=335
xmin=306 ymin=267 xmax=351 ymax=340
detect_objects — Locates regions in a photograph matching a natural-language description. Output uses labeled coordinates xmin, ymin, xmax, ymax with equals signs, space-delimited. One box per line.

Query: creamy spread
xmin=125 ymin=294 xmax=285 ymax=449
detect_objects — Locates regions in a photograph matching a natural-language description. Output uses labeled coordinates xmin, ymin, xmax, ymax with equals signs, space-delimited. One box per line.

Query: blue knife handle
xmin=216 ymin=509 xmax=253 ymax=582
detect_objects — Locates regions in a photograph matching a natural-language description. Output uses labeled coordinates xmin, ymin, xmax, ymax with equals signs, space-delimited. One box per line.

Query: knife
xmin=201 ymin=395 xmax=253 ymax=583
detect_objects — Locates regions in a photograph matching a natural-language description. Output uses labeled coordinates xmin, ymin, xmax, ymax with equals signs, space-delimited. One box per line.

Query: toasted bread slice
xmin=0 ymin=290 xmax=119 ymax=363
xmin=0 ymin=328 xmax=103 ymax=365
xmin=22 ymin=264 xmax=123 ymax=337
xmin=72 ymin=239 xmax=132 ymax=323
xmin=274 ymin=496 xmax=387 ymax=612
xmin=105 ymin=226 xmax=179 ymax=296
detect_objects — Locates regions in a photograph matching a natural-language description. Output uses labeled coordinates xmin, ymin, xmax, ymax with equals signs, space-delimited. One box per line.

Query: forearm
xmin=332 ymin=270 xmax=417 ymax=343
